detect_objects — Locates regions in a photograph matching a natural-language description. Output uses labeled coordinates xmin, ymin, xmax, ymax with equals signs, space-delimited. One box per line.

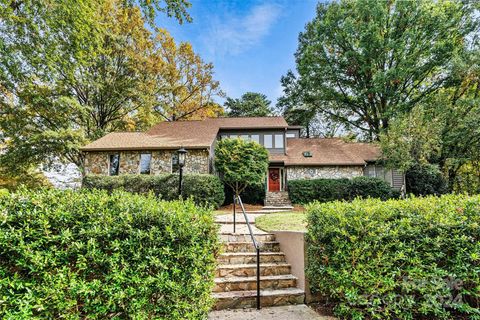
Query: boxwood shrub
xmin=0 ymin=188 xmax=219 ymax=319
xmin=288 ymin=176 xmax=398 ymax=204
xmin=82 ymin=173 xmax=225 ymax=208
xmin=307 ymin=195 xmax=480 ymax=319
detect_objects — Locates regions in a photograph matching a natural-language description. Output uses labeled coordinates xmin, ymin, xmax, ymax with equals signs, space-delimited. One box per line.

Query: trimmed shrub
xmin=223 ymin=182 xmax=266 ymax=205
xmin=307 ymin=195 xmax=480 ymax=319
xmin=288 ymin=176 xmax=397 ymax=204
xmin=0 ymin=188 xmax=219 ymax=319
xmin=406 ymin=163 xmax=449 ymax=196
xmin=82 ymin=173 xmax=225 ymax=208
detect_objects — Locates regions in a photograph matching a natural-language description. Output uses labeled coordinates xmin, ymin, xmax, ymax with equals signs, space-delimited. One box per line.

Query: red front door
xmin=268 ymin=168 xmax=281 ymax=192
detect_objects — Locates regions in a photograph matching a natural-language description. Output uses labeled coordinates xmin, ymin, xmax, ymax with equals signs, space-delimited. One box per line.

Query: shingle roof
xmin=269 ymin=138 xmax=381 ymax=166
xmin=81 ymin=117 xmax=289 ymax=151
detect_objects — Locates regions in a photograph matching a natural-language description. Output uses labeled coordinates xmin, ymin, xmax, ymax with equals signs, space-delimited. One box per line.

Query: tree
xmin=277 ymin=72 xmax=342 ymax=138
xmin=0 ymin=0 xmax=222 ymax=178
xmin=214 ymin=138 xmax=269 ymax=197
xmin=151 ymin=29 xmax=224 ymax=122
xmin=380 ymin=49 xmax=480 ymax=191
xmin=225 ymin=92 xmax=273 ymax=117
xmin=283 ymin=0 xmax=477 ymax=140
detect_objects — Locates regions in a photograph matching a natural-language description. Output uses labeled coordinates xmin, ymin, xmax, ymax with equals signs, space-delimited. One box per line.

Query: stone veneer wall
xmin=83 ymin=149 xmax=210 ymax=175
xmin=286 ymin=165 xmax=363 ymax=180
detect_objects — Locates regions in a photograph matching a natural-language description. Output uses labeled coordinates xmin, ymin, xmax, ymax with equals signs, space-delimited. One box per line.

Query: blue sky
xmin=157 ymin=0 xmax=319 ymax=107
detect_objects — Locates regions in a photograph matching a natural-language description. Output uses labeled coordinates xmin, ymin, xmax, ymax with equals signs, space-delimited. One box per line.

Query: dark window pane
xmin=140 ymin=153 xmax=151 ymax=174
xmin=172 ymin=153 xmax=179 ymax=173
xmin=109 ymin=154 xmax=120 ymax=176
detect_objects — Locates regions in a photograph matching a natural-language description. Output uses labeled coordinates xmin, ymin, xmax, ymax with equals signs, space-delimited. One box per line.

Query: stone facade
xmin=286 ymin=165 xmax=363 ymax=180
xmin=83 ymin=149 xmax=210 ymax=175
xmin=84 ymin=152 xmax=109 ymax=175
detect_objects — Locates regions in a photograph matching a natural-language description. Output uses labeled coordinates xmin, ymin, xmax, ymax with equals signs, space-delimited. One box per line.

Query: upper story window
xmin=264 ymin=135 xmax=273 ymax=148
xmin=109 ymin=154 xmax=120 ymax=176
xmin=274 ymin=134 xmax=284 ymax=148
xmin=171 ymin=153 xmax=179 ymax=173
xmin=139 ymin=153 xmax=151 ymax=174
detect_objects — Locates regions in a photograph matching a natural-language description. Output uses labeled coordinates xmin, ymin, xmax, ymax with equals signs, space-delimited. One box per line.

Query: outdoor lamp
xmin=177 ymin=147 xmax=187 ymax=197
xmin=177 ymin=147 xmax=187 ymax=167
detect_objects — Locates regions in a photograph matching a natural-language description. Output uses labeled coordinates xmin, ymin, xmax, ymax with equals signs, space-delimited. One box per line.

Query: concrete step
xmin=213 ymin=274 xmax=297 ymax=292
xmin=218 ymin=252 xmax=286 ymax=264
xmin=212 ymin=288 xmax=305 ymax=310
xmin=223 ymin=241 xmax=280 ymax=253
xmin=215 ymin=263 xmax=291 ymax=278
xmin=219 ymin=233 xmax=276 ymax=243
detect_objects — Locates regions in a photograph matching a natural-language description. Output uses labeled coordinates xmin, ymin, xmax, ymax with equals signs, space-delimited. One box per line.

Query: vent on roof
xmin=303 ymin=151 xmax=312 ymax=157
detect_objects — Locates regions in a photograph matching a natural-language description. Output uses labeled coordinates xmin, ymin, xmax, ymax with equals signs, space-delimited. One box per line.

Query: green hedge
xmin=288 ymin=176 xmax=398 ymax=204
xmin=0 ymin=188 xmax=219 ymax=319
xmin=307 ymin=195 xmax=480 ymax=319
xmin=223 ymin=183 xmax=266 ymax=205
xmin=406 ymin=164 xmax=449 ymax=196
xmin=82 ymin=174 xmax=225 ymax=209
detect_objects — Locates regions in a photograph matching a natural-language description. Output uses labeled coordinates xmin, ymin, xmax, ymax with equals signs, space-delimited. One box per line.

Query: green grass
xmin=255 ymin=212 xmax=307 ymax=232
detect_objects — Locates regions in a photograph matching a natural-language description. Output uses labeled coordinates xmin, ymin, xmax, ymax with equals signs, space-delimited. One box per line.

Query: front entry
xmin=268 ymin=168 xmax=281 ymax=192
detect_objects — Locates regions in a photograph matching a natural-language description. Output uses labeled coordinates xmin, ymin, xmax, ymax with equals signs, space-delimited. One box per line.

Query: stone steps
xmin=213 ymin=211 xmax=304 ymax=310
xmin=218 ymin=252 xmax=286 ymax=264
xmin=215 ymin=262 xmax=291 ymax=278
xmin=219 ymin=233 xmax=276 ymax=242
xmin=265 ymin=191 xmax=292 ymax=207
xmin=212 ymin=288 xmax=305 ymax=310
xmin=223 ymin=241 xmax=281 ymax=253
xmin=213 ymin=274 xmax=297 ymax=292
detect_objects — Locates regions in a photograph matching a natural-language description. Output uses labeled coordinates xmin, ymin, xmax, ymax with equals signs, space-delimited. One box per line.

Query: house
xmin=81 ymin=116 xmax=404 ymax=205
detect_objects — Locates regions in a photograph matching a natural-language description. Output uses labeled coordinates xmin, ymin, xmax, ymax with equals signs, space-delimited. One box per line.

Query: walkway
xmin=208 ymin=304 xmax=335 ymax=320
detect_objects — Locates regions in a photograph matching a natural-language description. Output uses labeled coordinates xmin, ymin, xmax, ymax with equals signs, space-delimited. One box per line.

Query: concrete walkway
xmin=208 ymin=305 xmax=335 ymax=320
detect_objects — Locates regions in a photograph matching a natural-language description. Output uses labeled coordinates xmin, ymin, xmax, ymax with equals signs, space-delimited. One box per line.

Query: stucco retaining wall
xmin=286 ymin=165 xmax=363 ymax=180
xmin=272 ymin=231 xmax=320 ymax=303
xmin=84 ymin=149 xmax=210 ymax=175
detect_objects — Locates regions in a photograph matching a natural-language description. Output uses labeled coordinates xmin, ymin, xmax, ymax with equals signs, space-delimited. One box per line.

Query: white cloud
xmin=203 ymin=3 xmax=282 ymax=56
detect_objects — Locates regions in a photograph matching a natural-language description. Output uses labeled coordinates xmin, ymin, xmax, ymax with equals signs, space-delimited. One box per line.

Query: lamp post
xmin=177 ymin=147 xmax=187 ymax=197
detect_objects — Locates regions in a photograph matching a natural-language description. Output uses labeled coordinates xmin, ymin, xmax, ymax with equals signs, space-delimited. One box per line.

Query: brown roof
xmin=270 ymin=138 xmax=380 ymax=166
xmin=81 ymin=117 xmax=289 ymax=151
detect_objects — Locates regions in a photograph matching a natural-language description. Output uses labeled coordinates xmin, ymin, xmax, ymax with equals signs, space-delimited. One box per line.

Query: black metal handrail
xmin=233 ymin=194 xmax=261 ymax=310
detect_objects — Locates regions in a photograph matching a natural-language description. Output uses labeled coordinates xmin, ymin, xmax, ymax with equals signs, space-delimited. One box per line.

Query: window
xmin=109 ymin=154 xmax=120 ymax=176
xmin=286 ymin=133 xmax=296 ymax=138
xmin=264 ymin=135 xmax=273 ymax=148
xmin=229 ymin=134 xmax=237 ymax=139
xmin=139 ymin=153 xmax=151 ymax=174
xmin=240 ymin=135 xmax=249 ymax=141
xmin=250 ymin=134 xmax=260 ymax=143
xmin=274 ymin=134 xmax=284 ymax=148
xmin=171 ymin=153 xmax=179 ymax=173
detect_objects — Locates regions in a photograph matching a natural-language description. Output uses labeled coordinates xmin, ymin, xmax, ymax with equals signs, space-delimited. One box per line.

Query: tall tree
xmin=0 ymin=0 xmax=221 ymax=178
xmin=282 ymin=0 xmax=477 ymax=140
xmin=151 ymin=29 xmax=224 ymax=122
xmin=380 ymin=49 xmax=480 ymax=190
xmin=225 ymin=92 xmax=273 ymax=117
xmin=277 ymin=71 xmax=342 ymax=138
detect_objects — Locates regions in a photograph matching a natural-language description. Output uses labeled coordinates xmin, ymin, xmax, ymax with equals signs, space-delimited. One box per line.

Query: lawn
xmin=255 ymin=211 xmax=307 ymax=232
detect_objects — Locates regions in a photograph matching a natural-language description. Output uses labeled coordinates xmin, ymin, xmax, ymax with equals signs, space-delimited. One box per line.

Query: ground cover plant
xmin=307 ymin=194 xmax=480 ymax=319
xmin=0 ymin=188 xmax=219 ymax=319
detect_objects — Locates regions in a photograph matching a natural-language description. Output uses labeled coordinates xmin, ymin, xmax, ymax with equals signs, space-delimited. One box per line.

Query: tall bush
xmin=214 ymin=138 xmax=269 ymax=197
xmin=288 ymin=176 xmax=397 ymax=204
xmin=0 ymin=188 xmax=219 ymax=319
xmin=307 ymin=195 xmax=480 ymax=319
xmin=406 ymin=163 xmax=449 ymax=196
xmin=82 ymin=173 xmax=225 ymax=208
